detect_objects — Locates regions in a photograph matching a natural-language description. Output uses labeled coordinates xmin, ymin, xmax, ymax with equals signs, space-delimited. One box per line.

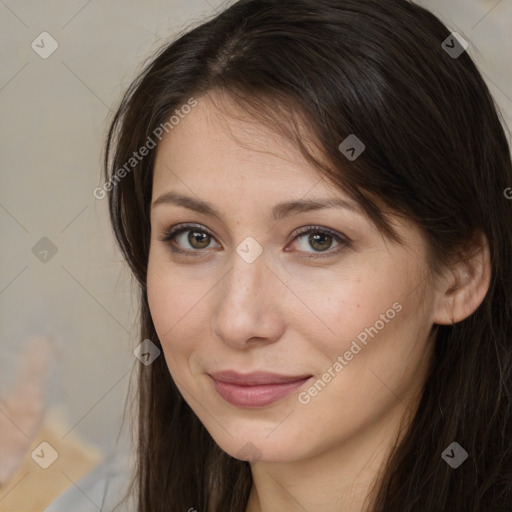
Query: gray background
xmin=1 ymin=0 xmax=511 ymax=463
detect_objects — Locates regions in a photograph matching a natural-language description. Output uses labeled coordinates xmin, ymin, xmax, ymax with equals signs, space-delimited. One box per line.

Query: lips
xmin=209 ymin=370 xmax=312 ymax=385
xmin=208 ymin=370 xmax=312 ymax=408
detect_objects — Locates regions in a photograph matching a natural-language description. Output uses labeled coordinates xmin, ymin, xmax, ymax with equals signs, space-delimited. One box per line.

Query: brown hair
xmin=104 ymin=0 xmax=512 ymax=510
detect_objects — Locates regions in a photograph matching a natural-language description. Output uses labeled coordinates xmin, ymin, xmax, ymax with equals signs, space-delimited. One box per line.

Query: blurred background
xmin=0 ymin=0 xmax=511 ymax=510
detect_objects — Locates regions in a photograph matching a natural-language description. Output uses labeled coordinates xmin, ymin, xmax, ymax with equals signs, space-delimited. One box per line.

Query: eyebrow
xmin=151 ymin=191 xmax=361 ymax=221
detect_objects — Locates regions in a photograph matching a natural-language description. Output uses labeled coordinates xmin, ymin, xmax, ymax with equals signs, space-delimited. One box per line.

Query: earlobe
xmin=432 ymin=232 xmax=491 ymax=325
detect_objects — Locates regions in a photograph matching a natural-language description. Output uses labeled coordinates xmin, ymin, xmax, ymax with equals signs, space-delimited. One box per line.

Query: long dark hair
xmin=103 ymin=1 xmax=512 ymax=510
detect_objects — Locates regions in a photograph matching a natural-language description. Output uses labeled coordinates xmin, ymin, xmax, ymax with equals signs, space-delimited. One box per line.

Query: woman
xmin=104 ymin=0 xmax=512 ymax=510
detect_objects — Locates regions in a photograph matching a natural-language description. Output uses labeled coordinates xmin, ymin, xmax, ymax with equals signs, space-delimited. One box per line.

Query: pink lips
xmin=209 ymin=370 xmax=312 ymax=408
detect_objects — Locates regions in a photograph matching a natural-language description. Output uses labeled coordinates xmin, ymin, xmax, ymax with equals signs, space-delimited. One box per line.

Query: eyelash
xmin=158 ymin=223 xmax=351 ymax=259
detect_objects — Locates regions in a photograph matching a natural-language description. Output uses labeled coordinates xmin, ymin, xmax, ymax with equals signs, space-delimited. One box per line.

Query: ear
xmin=432 ymin=231 xmax=491 ymax=325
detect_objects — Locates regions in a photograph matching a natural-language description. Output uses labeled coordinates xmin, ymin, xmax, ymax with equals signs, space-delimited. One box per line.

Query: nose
xmin=212 ymin=249 xmax=285 ymax=349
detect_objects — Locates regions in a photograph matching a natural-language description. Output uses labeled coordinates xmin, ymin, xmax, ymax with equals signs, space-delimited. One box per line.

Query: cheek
xmin=147 ymin=261 xmax=188 ymax=357
xmin=292 ymin=290 xmax=430 ymax=452
xmin=301 ymin=273 xmax=431 ymax=409
xmin=289 ymin=265 xmax=406 ymax=360
xmin=294 ymin=265 xmax=433 ymax=414
xmin=146 ymin=256 xmax=215 ymax=373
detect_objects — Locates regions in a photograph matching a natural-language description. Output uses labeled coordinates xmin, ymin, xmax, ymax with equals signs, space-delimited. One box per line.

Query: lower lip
xmin=210 ymin=376 xmax=312 ymax=408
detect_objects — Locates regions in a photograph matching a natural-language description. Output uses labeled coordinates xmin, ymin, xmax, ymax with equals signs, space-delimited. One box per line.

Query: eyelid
xmin=289 ymin=225 xmax=351 ymax=259
xmin=159 ymin=223 xmax=220 ymax=254
xmin=158 ymin=223 xmax=351 ymax=257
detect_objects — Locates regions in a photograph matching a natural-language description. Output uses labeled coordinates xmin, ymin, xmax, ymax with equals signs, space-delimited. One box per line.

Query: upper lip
xmin=209 ymin=370 xmax=312 ymax=386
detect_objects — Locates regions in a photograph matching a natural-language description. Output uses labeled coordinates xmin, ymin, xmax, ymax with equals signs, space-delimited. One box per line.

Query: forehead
xmin=152 ymin=92 xmax=329 ymax=193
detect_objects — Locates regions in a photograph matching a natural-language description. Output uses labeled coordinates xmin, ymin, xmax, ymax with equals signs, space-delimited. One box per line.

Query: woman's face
xmin=147 ymin=92 xmax=438 ymax=463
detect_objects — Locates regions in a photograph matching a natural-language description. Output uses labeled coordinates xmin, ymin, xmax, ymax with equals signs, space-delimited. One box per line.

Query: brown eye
xmin=187 ymin=230 xmax=210 ymax=249
xmin=290 ymin=226 xmax=351 ymax=258
xmin=161 ymin=224 xmax=220 ymax=254
xmin=308 ymin=232 xmax=333 ymax=252
xmin=160 ymin=224 xmax=350 ymax=259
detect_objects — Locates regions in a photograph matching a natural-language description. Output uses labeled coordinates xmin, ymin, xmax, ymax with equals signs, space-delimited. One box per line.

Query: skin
xmin=147 ymin=91 xmax=491 ymax=512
